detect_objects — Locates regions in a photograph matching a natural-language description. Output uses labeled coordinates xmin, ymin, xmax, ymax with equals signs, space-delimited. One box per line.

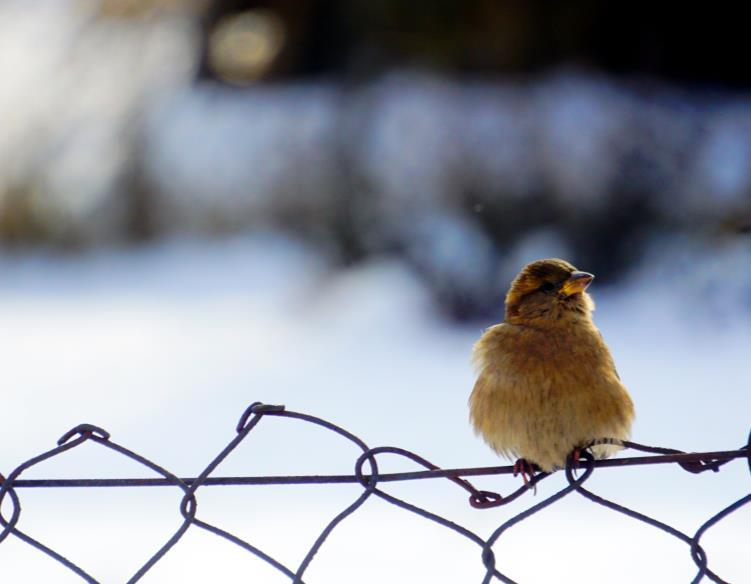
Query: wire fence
xmin=1 ymin=401 xmax=749 ymax=583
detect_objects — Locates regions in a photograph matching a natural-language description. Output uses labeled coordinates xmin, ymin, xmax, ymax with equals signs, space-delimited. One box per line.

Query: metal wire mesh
xmin=1 ymin=402 xmax=749 ymax=583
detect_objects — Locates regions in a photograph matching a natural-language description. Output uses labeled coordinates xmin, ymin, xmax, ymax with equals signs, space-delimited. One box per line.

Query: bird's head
xmin=504 ymin=258 xmax=595 ymax=324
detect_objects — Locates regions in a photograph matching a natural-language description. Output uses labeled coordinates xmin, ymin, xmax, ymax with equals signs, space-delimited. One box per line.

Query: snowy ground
xmin=0 ymin=235 xmax=749 ymax=583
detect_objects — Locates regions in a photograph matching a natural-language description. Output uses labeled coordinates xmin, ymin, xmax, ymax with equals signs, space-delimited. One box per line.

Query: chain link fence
xmin=1 ymin=402 xmax=749 ymax=583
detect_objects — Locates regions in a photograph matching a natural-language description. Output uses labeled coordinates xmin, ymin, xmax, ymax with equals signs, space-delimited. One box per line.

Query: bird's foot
xmin=568 ymin=447 xmax=583 ymax=476
xmin=513 ymin=458 xmax=537 ymax=492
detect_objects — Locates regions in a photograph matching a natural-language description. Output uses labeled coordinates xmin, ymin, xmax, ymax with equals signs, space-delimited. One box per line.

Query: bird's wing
xmin=471 ymin=323 xmax=516 ymax=372
xmin=596 ymin=329 xmax=621 ymax=380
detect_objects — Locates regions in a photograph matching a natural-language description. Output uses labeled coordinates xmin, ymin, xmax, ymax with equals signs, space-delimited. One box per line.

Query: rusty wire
xmin=0 ymin=402 xmax=749 ymax=583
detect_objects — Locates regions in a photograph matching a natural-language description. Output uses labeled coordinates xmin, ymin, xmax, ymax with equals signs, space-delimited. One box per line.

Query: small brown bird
xmin=469 ymin=258 xmax=634 ymax=475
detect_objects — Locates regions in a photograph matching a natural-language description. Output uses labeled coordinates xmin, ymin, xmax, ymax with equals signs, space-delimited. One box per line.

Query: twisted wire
xmin=0 ymin=402 xmax=748 ymax=583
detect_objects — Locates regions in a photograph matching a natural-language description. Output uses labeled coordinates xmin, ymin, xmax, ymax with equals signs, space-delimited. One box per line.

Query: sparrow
xmin=469 ymin=258 xmax=634 ymax=475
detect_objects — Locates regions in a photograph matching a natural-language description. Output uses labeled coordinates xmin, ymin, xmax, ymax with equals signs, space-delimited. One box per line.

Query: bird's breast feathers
xmin=469 ymin=322 xmax=634 ymax=471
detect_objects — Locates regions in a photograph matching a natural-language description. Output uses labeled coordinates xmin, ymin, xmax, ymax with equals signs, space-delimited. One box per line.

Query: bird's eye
xmin=539 ymin=282 xmax=556 ymax=293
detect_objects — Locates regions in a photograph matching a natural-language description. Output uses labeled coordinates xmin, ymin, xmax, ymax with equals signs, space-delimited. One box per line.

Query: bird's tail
xmin=587 ymin=437 xmax=626 ymax=460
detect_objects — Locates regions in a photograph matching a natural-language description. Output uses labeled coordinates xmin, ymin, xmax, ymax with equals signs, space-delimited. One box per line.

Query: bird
xmin=469 ymin=258 xmax=634 ymax=478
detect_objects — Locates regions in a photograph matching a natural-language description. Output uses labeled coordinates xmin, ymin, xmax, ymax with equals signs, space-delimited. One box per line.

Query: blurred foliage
xmin=1 ymin=0 xmax=750 ymax=319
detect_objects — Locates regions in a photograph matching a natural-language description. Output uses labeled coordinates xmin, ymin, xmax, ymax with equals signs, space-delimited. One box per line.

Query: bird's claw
xmin=567 ymin=447 xmax=585 ymax=477
xmin=513 ymin=458 xmax=537 ymax=492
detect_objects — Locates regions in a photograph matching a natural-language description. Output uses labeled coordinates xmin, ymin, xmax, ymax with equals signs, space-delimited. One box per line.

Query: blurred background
xmin=1 ymin=1 xmax=750 ymax=582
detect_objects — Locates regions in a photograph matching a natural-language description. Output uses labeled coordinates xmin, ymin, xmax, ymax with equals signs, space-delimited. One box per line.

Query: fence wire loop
xmin=235 ymin=401 xmax=286 ymax=433
xmin=57 ymin=424 xmax=110 ymax=446
xmin=469 ymin=490 xmax=504 ymax=508
xmin=0 ymin=400 xmax=749 ymax=583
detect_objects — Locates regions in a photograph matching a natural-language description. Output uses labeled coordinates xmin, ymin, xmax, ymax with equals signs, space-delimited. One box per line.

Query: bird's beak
xmin=561 ymin=271 xmax=594 ymax=296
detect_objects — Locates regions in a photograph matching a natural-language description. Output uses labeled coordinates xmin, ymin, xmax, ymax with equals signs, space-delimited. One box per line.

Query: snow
xmin=1 ymin=236 xmax=749 ymax=583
